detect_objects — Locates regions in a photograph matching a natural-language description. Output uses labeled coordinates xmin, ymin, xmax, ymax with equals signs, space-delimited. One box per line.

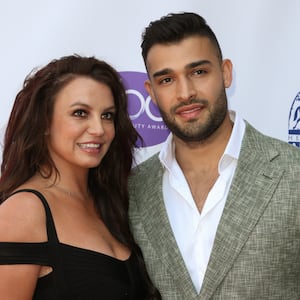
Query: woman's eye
xmin=101 ymin=112 xmax=115 ymax=120
xmin=73 ymin=110 xmax=87 ymax=117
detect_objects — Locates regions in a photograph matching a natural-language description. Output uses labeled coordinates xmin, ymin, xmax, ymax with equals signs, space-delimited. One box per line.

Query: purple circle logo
xmin=120 ymin=71 xmax=169 ymax=147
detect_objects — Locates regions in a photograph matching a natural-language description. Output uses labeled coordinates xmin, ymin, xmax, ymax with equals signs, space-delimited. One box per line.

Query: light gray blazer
xmin=129 ymin=123 xmax=300 ymax=299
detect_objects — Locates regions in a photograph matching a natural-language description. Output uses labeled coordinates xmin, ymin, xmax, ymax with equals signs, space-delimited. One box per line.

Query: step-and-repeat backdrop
xmin=1 ymin=0 xmax=300 ymax=163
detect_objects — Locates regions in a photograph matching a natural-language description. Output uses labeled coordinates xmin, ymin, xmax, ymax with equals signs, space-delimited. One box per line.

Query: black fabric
xmin=0 ymin=189 xmax=147 ymax=299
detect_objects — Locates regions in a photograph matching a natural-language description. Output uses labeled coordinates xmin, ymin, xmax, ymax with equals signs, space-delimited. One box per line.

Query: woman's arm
xmin=0 ymin=192 xmax=46 ymax=299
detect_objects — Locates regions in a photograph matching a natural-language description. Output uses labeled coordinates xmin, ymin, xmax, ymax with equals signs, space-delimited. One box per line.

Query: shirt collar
xmin=159 ymin=110 xmax=246 ymax=172
xmin=218 ymin=110 xmax=245 ymax=172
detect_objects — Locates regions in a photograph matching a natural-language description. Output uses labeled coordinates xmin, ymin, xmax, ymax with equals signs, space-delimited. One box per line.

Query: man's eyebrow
xmin=152 ymin=60 xmax=212 ymax=78
xmin=152 ymin=68 xmax=173 ymax=78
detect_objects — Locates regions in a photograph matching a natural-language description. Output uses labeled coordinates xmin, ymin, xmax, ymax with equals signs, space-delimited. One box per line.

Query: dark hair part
xmin=141 ymin=12 xmax=223 ymax=64
xmin=0 ymin=54 xmax=160 ymax=299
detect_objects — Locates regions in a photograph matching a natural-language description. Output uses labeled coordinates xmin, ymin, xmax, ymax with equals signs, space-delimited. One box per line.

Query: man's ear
xmin=144 ymin=79 xmax=157 ymax=105
xmin=222 ymin=59 xmax=233 ymax=88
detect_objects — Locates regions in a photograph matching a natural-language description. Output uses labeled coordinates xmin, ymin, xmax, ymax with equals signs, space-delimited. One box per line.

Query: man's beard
xmin=158 ymin=89 xmax=228 ymax=143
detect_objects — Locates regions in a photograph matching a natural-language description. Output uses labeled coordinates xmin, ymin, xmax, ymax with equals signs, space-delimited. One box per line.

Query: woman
xmin=0 ymin=55 xmax=161 ymax=299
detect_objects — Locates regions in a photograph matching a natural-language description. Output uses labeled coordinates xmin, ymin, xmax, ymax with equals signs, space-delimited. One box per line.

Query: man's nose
xmin=176 ymin=77 xmax=196 ymax=102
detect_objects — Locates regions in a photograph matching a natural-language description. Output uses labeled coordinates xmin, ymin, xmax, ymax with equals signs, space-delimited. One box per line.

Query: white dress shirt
xmin=159 ymin=111 xmax=245 ymax=293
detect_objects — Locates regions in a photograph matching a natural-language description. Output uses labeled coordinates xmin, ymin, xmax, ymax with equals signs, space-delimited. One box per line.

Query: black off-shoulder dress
xmin=0 ymin=189 xmax=147 ymax=299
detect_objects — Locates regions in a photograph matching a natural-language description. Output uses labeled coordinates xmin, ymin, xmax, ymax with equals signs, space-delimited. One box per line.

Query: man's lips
xmin=175 ymin=104 xmax=204 ymax=116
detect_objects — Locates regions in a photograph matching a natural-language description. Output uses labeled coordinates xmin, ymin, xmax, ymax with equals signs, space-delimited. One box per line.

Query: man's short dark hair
xmin=141 ymin=12 xmax=223 ymax=64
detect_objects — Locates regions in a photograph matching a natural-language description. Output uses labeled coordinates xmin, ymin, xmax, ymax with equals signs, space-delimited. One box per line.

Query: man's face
xmin=145 ymin=35 xmax=232 ymax=143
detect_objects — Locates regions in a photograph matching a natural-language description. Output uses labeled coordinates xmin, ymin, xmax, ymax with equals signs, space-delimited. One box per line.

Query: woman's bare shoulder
xmin=0 ymin=190 xmax=47 ymax=242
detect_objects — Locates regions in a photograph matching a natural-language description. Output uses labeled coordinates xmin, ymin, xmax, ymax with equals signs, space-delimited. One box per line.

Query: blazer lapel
xmin=136 ymin=160 xmax=198 ymax=298
xmin=199 ymin=124 xmax=284 ymax=299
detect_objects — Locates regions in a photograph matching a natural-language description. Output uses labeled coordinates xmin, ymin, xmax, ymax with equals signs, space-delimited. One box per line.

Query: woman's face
xmin=47 ymin=76 xmax=116 ymax=172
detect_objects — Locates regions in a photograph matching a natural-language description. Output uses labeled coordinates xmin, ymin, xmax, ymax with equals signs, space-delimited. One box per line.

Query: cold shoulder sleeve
xmin=0 ymin=189 xmax=58 ymax=267
xmin=0 ymin=242 xmax=51 ymax=265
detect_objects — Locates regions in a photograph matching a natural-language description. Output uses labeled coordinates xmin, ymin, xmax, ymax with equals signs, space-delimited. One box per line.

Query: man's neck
xmin=174 ymin=115 xmax=233 ymax=172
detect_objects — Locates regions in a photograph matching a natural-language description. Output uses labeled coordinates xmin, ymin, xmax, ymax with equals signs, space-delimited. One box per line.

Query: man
xmin=128 ymin=12 xmax=300 ymax=299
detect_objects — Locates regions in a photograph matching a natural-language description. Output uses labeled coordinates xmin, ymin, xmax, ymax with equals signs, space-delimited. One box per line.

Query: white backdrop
xmin=1 ymin=0 xmax=300 ymax=162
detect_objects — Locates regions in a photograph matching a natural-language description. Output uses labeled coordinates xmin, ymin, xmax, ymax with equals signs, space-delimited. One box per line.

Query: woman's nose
xmin=87 ymin=117 xmax=104 ymax=136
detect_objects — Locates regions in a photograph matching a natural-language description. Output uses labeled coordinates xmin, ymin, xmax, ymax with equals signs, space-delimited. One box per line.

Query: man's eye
xmin=194 ymin=69 xmax=206 ymax=75
xmin=101 ymin=112 xmax=115 ymax=120
xmin=73 ymin=110 xmax=87 ymax=117
xmin=160 ymin=77 xmax=172 ymax=84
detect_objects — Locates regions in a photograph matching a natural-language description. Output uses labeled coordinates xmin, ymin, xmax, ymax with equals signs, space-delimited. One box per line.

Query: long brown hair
xmin=0 ymin=54 xmax=160 ymax=299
